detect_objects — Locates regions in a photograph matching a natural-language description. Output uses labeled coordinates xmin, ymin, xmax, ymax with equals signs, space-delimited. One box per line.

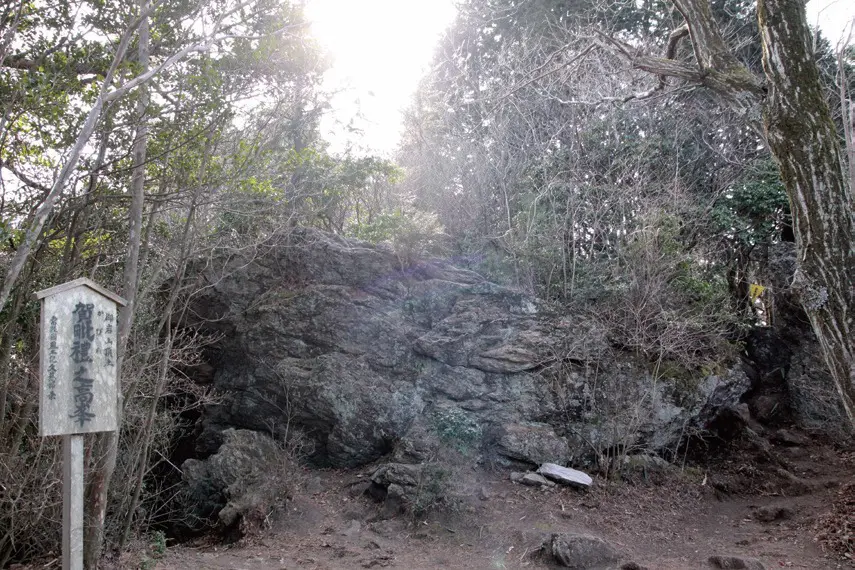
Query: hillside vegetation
xmin=0 ymin=0 xmax=852 ymax=567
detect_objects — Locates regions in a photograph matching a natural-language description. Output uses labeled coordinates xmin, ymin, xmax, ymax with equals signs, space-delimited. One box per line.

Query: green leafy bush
xmin=431 ymin=408 xmax=482 ymax=453
xmin=712 ymin=159 xmax=790 ymax=246
xmin=350 ymin=209 xmax=446 ymax=266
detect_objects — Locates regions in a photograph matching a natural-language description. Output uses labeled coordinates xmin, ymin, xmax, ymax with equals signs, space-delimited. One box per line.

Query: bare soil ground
xmin=12 ymin=435 xmax=846 ymax=570
xmin=145 ymin=436 xmax=854 ymax=570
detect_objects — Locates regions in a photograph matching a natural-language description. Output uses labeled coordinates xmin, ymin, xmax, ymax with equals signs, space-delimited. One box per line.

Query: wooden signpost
xmin=35 ymin=278 xmax=126 ymax=570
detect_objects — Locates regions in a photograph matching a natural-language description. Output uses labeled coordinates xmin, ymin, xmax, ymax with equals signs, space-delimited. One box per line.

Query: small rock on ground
xmin=708 ymin=555 xmax=766 ymax=569
xmin=521 ymin=473 xmax=555 ymax=487
xmin=771 ymin=429 xmax=811 ymax=447
xmin=549 ymin=533 xmax=619 ymax=569
xmin=306 ymin=475 xmax=323 ymax=494
xmin=341 ymin=519 xmax=361 ymax=537
xmin=753 ymin=505 xmax=793 ymax=523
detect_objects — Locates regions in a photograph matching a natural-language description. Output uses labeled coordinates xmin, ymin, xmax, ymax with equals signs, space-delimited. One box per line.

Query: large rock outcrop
xmin=180 ymin=229 xmax=750 ymax=469
xmin=747 ymin=242 xmax=851 ymax=439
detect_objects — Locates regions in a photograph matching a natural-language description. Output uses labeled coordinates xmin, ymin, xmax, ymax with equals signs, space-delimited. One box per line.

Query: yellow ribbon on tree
xmin=749 ymin=283 xmax=766 ymax=302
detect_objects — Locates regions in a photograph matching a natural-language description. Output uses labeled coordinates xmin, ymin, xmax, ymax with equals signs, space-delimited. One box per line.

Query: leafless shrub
xmin=0 ymin=432 xmax=62 ymax=567
xmin=109 ymin=322 xmax=223 ymax=548
xmin=548 ymin=347 xmax=680 ymax=482
xmin=0 ymin=340 xmax=64 ymax=567
xmin=589 ymin=215 xmax=738 ymax=373
xmin=544 ymin=217 xmax=738 ymax=478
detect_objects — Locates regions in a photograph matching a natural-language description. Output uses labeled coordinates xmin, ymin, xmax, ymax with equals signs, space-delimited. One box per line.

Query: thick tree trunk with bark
xmin=610 ymin=0 xmax=855 ymax=426
xmin=757 ymin=0 xmax=855 ymax=423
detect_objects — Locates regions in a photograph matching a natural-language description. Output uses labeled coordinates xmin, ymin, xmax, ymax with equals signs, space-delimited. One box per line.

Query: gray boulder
xmin=752 ymin=505 xmax=793 ymax=523
xmin=181 ymin=429 xmax=290 ymax=530
xmin=563 ymin=366 xmax=751 ymax=457
xmin=520 ymin=473 xmax=555 ymax=488
xmin=180 ymin=229 xmax=753 ymax=469
xmin=497 ymin=422 xmax=570 ymax=465
xmin=549 ymin=533 xmax=620 ymax=569
xmin=749 ymin=242 xmax=851 ymax=439
xmin=368 ymin=462 xmax=459 ymax=514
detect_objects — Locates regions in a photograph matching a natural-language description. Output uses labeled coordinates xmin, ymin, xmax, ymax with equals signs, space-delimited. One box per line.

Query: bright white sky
xmin=304 ymin=0 xmax=456 ymax=156
xmin=807 ymin=0 xmax=855 ymax=48
xmin=305 ymin=0 xmax=853 ymax=157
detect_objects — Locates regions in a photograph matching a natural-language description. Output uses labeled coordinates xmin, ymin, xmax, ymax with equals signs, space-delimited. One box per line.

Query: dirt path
xmin=145 ymin=439 xmax=852 ymax=570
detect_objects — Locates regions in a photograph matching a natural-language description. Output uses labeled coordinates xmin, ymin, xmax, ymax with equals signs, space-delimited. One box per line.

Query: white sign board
xmin=36 ymin=278 xmax=126 ymax=436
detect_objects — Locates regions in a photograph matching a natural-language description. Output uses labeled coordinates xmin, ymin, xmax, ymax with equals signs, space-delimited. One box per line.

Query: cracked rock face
xmin=181 ymin=229 xmax=750 ymax=468
xmin=181 ymin=428 xmax=289 ymax=530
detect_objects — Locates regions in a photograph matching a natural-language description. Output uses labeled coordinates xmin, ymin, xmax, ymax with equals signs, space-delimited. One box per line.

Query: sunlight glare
xmin=305 ymin=0 xmax=456 ymax=156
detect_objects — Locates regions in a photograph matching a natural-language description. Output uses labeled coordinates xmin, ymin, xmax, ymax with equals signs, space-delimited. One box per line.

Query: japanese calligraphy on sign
xmin=47 ymin=315 xmax=58 ymax=400
xmin=36 ymin=278 xmax=126 ymax=436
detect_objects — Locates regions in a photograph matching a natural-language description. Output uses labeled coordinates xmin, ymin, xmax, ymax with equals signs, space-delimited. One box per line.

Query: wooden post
xmin=63 ymin=435 xmax=84 ymax=570
xmin=35 ymin=279 xmax=126 ymax=570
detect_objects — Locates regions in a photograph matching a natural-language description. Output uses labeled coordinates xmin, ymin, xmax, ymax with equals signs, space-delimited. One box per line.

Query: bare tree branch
xmin=496 ymin=44 xmax=596 ymax=105
xmin=0 ymin=159 xmax=50 ymax=193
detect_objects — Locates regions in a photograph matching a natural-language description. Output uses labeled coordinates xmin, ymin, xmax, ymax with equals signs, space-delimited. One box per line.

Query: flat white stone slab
xmin=537 ymin=463 xmax=593 ymax=487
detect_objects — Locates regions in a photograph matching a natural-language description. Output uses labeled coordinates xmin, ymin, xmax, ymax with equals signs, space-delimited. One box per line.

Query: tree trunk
xmin=83 ymin=3 xmax=150 ymax=566
xmin=612 ymin=0 xmax=855 ymax=427
xmin=757 ymin=0 xmax=855 ymax=423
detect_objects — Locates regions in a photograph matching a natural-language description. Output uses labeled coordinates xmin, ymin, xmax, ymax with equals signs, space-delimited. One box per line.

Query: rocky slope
xmin=179 ymin=230 xmax=749 ymax=468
